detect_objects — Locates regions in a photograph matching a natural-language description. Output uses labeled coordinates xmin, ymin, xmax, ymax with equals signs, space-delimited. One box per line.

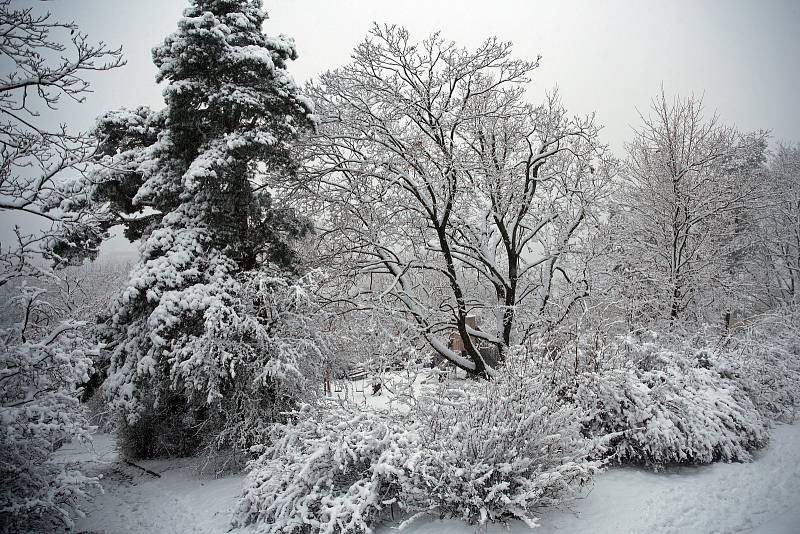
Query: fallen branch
xmin=123 ymin=459 xmax=162 ymax=478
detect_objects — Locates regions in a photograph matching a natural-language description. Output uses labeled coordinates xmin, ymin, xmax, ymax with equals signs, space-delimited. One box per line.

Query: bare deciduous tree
xmin=296 ymin=26 xmax=611 ymax=377
xmin=613 ymin=91 xmax=767 ymax=327
xmin=0 ymin=3 xmax=123 ymax=529
xmin=0 ymin=0 xmax=124 ymax=281
xmin=757 ymin=144 xmax=800 ymax=307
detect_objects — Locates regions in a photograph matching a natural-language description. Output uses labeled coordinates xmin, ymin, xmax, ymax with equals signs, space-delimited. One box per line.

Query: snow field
xmin=68 ymin=424 xmax=800 ymax=533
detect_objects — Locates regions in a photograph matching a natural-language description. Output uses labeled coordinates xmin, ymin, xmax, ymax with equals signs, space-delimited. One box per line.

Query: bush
xmin=234 ymin=403 xmax=413 ymax=534
xmin=108 ymin=271 xmax=334 ymax=461
xmin=0 ymin=286 xmax=100 ymax=533
xmin=714 ymin=308 xmax=800 ymax=422
xmin=235 ymin=364 xmax=598 ymax=533
xmin=408 ymin=367 xmax=597 ymax=526
xmin=576 ymin=359 xmax=768 ymax=467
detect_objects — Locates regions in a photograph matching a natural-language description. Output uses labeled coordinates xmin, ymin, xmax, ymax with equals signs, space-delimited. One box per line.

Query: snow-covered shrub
xmin=197 ymin=271 xmax=334 ymax=450
xmin=714 ymin=307 xmax=800 ymax=422
xmin=0 ymin=285 xmax=100 ymax=532
xmin=32 ymin=262 xmax=133 ymax=432
xmin=407 ymin=362 xmax=598 ymax=526
xmin=234 ymin=403 xmax=415 ymax=534
xmin=235 ymin=355 xmax=598 ymax=533
xmin=576 ymin=351 xmax=768 ymax=467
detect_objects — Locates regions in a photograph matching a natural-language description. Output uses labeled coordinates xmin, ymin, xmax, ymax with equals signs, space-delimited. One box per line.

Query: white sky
xmin=4 ymin=0 xmax=800 ymax=258
xmin=46 ymin=0 xmax=800 ymax=150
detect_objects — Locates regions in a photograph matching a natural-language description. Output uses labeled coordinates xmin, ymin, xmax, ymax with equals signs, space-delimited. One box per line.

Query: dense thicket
xmin=235 ymin=362 xmax=597 ymax=532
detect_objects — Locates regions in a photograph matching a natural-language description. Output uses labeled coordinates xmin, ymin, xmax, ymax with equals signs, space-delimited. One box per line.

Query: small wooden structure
xmin=446 ymin=315 xmax=499 ymax=369
xmin=448 ymin=315 xmax=479 ymax=352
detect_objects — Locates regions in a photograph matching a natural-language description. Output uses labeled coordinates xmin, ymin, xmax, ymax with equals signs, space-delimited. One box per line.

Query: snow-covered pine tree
xmin=92 ymin=0 xmax=318 ymax=457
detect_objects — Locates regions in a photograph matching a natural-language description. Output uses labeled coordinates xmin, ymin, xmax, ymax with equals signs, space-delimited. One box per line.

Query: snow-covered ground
xmin=59 ymin=434 xmax=241 ymax=534
xmin=66 ymin=422 xmax=800 ymax=534
xmin=387 ymin=424 xmax=800 ymax=534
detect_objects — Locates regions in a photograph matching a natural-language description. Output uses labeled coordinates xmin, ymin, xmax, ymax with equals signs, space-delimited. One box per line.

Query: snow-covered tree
xmin=611 ymin=91 xmax=767 ymax=328
xmin=0 ymin=2 xmax=122 ymax=530
xmin=0 ymin=282 xmax=100 ymax=533
xmin=299 ymin=26 xmax=612 ymax=377
xmin=755 ymin=144 xmax=800 ymax=307
xmin=91 ymin=0 xmax=318 ymax=456
xmin=0 ymin=0 xmax=123 ymax=280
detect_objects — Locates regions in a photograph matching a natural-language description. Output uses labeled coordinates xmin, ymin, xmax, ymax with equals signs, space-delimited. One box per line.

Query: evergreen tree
xmin=92 ymin=0 xmax=317 ymax=457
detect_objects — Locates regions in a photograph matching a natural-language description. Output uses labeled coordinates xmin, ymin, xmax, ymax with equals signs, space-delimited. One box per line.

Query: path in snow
xmin=63 ymin=436 xmax=242 ymax=534
xmin=70 ymin=424 xmax=800 ymax=534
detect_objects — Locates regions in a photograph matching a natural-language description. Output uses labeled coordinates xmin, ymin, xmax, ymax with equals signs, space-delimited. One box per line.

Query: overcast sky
xmin=6 ymin=0 xmax=800 ymax=258
xmin=44 ymin=0 xmax=800 ymax=150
